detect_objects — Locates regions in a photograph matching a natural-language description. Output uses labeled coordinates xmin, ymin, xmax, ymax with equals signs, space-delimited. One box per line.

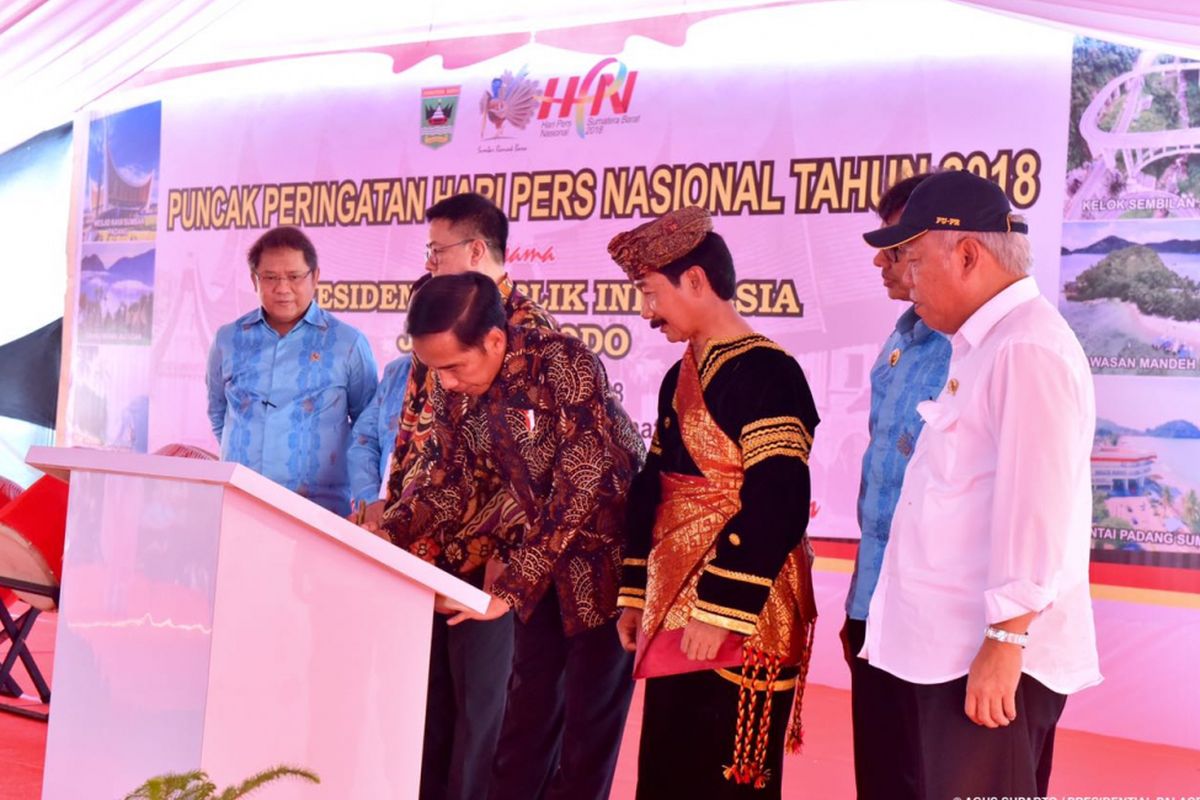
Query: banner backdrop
xmin=62 ymin=4 xmax=1196 ymax=573
xmin=1062 ymin=38 xmax=1200 ymax=571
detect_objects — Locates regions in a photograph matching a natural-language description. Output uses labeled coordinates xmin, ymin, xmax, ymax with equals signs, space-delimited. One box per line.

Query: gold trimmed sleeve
xmin=694 ymin=559 xmax=774 ymax=631
xmin=696 ymin=341 xmax=817 ymax=636
xmin=740 ymin=415 xmax=812 ymax=468
xmin=619 ymin=557 xmax=648 ymax=606
xmin=703 ymin=563 xmax=774 ymax=588
xmin=617 ymin=590 xmax=645 ymax=610
xmin=691 ymin=601 xmax=759 ymax=636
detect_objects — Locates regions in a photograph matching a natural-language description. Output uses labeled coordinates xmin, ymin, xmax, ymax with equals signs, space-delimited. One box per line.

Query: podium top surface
xmin=26 ymin=446 xmax=490 ymax=612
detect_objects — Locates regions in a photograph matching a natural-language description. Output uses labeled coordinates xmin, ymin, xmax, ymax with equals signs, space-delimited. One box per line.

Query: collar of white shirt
xmin=954 ymin=275 xmax=1039 ymax=351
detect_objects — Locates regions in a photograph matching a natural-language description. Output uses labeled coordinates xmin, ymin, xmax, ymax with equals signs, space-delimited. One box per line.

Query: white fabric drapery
xmin=956 ymin=1 xmax=1200 ymax=53
xmin=0 ymin=0 xmax=776 ymax=155
xmin=2 ymin=0 xmax=1199 ymax=156
xmin=0 ymin=0 xmax=246 ymax=155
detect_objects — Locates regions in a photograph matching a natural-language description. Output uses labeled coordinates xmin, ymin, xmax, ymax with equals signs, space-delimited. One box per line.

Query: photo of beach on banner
xmin=1089 ymin=374 xmax=1200 ymax=570
xmin=1060 ymin=220 xmax=1200 ymax=377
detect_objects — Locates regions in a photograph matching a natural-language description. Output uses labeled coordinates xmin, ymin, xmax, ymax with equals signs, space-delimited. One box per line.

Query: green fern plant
xmin=123 ymin=765 xmax=319 ymax=800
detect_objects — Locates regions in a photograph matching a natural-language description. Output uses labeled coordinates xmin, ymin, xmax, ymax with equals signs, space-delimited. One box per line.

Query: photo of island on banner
xmin=1059 ymin=220 xmax=1200 ymax=376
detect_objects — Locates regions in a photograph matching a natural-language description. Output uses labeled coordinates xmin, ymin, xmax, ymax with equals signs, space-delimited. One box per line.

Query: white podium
xmin=26 ymin=446 xmax=488 ymax=800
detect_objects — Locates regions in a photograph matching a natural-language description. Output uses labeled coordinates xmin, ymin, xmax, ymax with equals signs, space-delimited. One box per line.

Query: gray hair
xmin=926 ymin=214 xmax=1031 ymax=276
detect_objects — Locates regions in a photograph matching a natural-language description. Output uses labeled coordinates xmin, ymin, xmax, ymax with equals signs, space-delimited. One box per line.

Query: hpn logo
xmin=536 ymin=58 xmax=638 ymax=138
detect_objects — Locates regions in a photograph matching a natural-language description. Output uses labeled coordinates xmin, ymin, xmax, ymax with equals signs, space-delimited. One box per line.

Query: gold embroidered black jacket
xmin=620 ymin=334 xmax=819 ymax=633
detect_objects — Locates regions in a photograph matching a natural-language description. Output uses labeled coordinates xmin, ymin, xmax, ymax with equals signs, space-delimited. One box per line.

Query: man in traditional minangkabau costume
xmin=609 ymin=207 xmax=820 ymax=799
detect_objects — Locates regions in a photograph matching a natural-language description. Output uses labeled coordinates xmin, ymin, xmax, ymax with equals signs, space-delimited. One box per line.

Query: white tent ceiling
xmin=2 ymin=0 xmax=1199 ymax=156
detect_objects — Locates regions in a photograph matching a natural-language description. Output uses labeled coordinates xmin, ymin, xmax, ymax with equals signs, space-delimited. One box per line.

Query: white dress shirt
xmin=863 ymin=277 xmax=1102 ymax=694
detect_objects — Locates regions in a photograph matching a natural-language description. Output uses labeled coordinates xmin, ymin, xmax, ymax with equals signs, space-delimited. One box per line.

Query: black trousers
xmin=489 ymin=590 xmax=634 ymax=800
xmin=846 ymin=616 xmax=921 ymax=800
xmin=854 ymin=615 xmax=1068 ymax=800
xmin=637 ymin=669 xmax=796 ymax=800
xmin=420 ymin=610 xmax=514 ymax=800
xmin=912 ymin=673 xmax=1066 ymax=800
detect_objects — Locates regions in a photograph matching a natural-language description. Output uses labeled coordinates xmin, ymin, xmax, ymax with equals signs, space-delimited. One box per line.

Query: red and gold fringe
xmin=785 ymin=618 xmax=817 ymax=753
xmin=722 ymin=645 xmax=782 ymax=789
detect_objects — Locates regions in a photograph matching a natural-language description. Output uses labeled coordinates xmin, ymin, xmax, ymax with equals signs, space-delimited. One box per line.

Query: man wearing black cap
xmin=609 ymin=207 xmax=820 ymax=798
xmin=860 ymin=170 xmax=1101 ymax=798
xmin=843 ymin=172 xmax=951 ymax=800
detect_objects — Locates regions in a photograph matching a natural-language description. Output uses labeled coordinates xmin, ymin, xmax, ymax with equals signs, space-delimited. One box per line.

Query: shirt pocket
xmin=920 ymin=365 xmax=950 ymax=403
xmin=915 ymin=398 xmax=960 ymax=481
xmin=504 ymin=405 xmax=551 ymax=450
xmin=504 ymin=404 xmax=558 ymax=475
xmin=225 ymin=382 xmax=264 ymax=421
xmin=296 ymin=385 xmax=343 ymax=419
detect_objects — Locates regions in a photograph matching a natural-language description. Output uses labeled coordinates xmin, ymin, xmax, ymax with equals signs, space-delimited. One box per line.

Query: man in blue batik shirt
xmin=348 ymin=353 xmax=413 ymax=504
xmin=206 ymin=226 xmax=378 ymax=517
xmin=841 ymin=174 xmax=951 ymax=800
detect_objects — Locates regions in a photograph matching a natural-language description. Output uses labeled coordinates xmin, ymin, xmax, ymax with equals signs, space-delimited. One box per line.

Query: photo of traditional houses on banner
xmin=65 ymin=101 xmax=162 ymax=454
xmin=82 ymin=102 xmax=161 ymax=243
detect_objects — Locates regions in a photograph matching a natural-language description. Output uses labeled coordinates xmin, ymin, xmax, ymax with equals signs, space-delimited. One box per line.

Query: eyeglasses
xmin=425 ymin=239 xmax=475 ymax=264
xmin=881 ymin=247 xmax=902 ymax=264
xmin=255 ymin=269 xmax=312 ymax=288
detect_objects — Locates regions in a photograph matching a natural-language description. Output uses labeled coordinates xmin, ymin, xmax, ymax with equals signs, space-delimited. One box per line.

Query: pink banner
xmin=67 ymin=3 xmax=1075 ymax=544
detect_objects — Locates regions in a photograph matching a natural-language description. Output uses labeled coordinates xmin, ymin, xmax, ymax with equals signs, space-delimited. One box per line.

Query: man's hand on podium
xmin=442 ymin=595 xmax=511 ymax=626
xmin=348 ymin=499 xmax=388 ymax=540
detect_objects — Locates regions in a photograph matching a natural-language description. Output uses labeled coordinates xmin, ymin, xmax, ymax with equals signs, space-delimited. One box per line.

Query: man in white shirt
xmin=860 ymin=170 xmax=1101 ymax=799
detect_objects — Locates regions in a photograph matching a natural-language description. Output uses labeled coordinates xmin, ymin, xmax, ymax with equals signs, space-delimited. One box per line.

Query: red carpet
xmin=0 ymin=602 xmax=52 ymax=799
xmin=2 ymin=609 xmax=1197 ymax=799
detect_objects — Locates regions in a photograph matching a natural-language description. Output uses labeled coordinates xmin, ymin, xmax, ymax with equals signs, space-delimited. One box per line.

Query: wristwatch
xmin=984 ymin=626 xmax=1029 ymax=648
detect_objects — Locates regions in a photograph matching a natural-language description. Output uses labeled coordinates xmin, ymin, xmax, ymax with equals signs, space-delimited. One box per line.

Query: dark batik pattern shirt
xmin=388 ymin=275 xmax=557 ymax=493
xmin=383 ymin=277 xmax=556 ymax=588
xmin=382 ymin=325 xmax=646 ymax=636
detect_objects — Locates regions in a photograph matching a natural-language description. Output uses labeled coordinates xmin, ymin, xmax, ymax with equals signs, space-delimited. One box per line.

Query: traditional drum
xmin=0 ymin=475 xmax=68 ymax=611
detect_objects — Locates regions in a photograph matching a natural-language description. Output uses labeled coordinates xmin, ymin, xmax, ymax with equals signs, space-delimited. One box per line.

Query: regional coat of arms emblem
xmin=421 ymin=86 xmax=460 ymax=149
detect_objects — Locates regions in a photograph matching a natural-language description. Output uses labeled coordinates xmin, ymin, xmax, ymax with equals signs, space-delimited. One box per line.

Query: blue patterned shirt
xmin=206 ymin=302 xmax=378 ymax=516
xmin=347 ymin=355 xmax=413 ymax=504
xmin=846 ymin=306 xmax=951 ymax=620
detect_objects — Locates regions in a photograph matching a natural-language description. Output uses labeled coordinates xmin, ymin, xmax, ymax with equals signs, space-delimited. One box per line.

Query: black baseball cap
xmin=863 ymin=170 xmax=1028 ymax=250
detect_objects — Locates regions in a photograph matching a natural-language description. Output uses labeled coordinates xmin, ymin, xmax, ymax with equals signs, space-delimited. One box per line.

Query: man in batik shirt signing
xmin=381 ymin=273 xmax=644 ymax=800
xmin=610 ymin=206 xmax=820 ymax=799
xmin=378 ymin=193 xmax=557 ymax=800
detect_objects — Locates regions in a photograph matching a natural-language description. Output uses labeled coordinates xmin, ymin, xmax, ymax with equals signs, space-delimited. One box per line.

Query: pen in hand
xmin=353 ymin=500 xmax=390 ymax=541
